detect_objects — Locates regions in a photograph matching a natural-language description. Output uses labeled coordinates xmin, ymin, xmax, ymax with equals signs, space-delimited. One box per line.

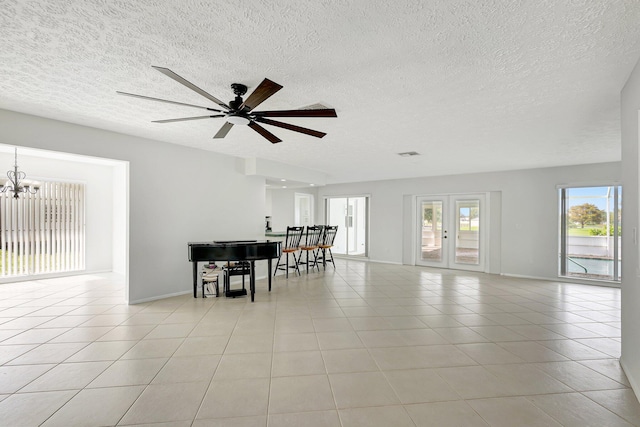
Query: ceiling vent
xmin=300 ymin=103 xmax=330 ymax=110
xmin=397 ymin=151 xmax=420 ymax=157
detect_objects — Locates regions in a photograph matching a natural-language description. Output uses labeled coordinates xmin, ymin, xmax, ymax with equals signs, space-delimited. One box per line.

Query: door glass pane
xmin=420 ymin=200 xmax=443 ymax=262
xmin=560 ymin=186 xmax=622 ymax=281
xmin=326 ymin=196 xmax=368 ymax=256
xmin=327 ymin=198 xmax=347 ymax=255
xmin=455 ymin=200 xmax=480 ymax=265
xmin=350 ymin=197 xmax=367 ymax=256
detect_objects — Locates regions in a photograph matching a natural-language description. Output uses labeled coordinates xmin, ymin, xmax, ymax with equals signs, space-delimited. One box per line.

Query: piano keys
xmin=187 ymin=240 xmax=282 ymax=302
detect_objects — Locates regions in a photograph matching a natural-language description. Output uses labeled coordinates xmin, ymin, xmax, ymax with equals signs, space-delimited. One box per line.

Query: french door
xmin=416 ymin=194 xmax=485 ymax=271
xmin=326 ymin=196 xmax=368 ymax=256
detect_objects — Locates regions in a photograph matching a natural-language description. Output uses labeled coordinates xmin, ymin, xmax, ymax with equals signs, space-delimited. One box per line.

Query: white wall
xmin=266 ymin=188 xmax=316 ymax=232
xmin=265 ymin=188 xmax=273 ymax=217
xmin=0 ymin=149 xmax=116 ymax=273
xmin=621 ymin=56 xmax=640 ymax=397
xmin=112 ymin=161 xmax=128 ymax=276
xmin=317 ymin=162 xmax=621 ymax=279
xmin=267 ymin=189 xmax=294 ymax=232
xmin=0 ymin=109 xmax=266 ymax=303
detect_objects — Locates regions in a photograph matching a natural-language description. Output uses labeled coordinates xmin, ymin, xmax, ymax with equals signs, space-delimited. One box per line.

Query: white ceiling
xmin=1 ymin=1 xmax=639 ymax=185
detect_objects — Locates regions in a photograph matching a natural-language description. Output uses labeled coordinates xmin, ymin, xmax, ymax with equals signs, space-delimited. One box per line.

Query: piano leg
xmin=268 ymin=258 xmax=272 ymax=292
xmin=192 ymin=261 xmax=198 ymax=298
xmin=250 ymin=261 xmax=256 ymax=302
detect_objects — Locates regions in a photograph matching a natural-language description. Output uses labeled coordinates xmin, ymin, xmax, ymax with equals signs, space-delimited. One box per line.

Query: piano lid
xmin=188 ymin=240 xmax=281 ymax=262
xmin=188 ymin=240 xmax=275 ymax=246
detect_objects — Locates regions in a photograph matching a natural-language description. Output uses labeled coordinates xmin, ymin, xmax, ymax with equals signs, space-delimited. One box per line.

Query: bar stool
xmin=297 ymin=225 xmax=323 ymax=273
xmin=316 ymin=225 xmax=338 ymax=269
xmin=274 ymin=226 xmax=304 ymax=277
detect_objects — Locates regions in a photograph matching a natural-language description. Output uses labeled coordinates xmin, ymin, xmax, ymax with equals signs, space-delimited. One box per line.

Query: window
xmin=559 ymin=185 xmax=621 ymax=281
xmin=0 ymin=181 xmax=85 ymax=277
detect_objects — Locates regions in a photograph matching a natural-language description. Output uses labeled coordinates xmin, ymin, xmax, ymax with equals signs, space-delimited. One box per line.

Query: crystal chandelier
xmin=0 ymin=148 xmax=40 ymax=198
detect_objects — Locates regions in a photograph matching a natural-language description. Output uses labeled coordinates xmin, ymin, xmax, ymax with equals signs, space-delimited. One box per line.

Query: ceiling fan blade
xmin=152 ymin=66 xmax=230 ymax=109
xmin=255 ymin=117 xmax=326 ymax=138
xmin=116 ymin=91 xmax=224 ymax=112
xmin=152 ymin=115 xmax=225 ymax=123
xmin=213 ymin=122 xmax=234 ymax=138
xmin=253 ymin=108 xmax=337 ymax=118
xmin=240 ymin=78 xmax=283 ymax=112
xmin=248 ymin=122 xmax=282 ymax=144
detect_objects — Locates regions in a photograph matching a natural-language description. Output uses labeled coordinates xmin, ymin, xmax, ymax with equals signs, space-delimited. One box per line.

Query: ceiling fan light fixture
xmin=226 ymin=114 xmax=250 ymax=125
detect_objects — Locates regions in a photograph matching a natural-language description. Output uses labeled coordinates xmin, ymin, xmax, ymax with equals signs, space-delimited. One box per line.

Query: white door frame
xmin=415 ymin=193 xmax=488 ymax=272
xmin=324 ymin=195 xmax=370 ymax=257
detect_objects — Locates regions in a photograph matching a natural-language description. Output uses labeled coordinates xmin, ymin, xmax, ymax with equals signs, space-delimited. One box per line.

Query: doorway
xmin=326 ymin=196 xmax=368 ymax=256
xmin=294 ymin=193 xmax=314 ymax=227
xmin=416 ymin=194 xmax=486 ymax=271
xmin=0 ymin=145 xmax=128 ymax=300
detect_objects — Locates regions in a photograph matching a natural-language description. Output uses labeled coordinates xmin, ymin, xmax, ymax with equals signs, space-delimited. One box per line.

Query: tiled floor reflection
xmin=0 ymin=263 xmax=639 ymax=426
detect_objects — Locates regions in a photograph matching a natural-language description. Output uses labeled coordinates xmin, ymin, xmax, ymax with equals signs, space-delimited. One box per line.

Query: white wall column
xmin=621 ymin=56 xmax=640 ymax=398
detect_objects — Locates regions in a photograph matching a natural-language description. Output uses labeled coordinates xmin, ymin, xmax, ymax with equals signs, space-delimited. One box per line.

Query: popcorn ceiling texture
xmin=1 ymin=0 xmax=639 ymax=183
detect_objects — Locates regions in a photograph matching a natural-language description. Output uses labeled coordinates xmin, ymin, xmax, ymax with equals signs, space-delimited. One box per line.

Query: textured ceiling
xmin=1 ymin=0 xmax=639 ymax=184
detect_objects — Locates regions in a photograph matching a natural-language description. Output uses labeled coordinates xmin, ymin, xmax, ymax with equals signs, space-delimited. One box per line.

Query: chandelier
xmin=0 ymin=148 xmax=40 ymax=198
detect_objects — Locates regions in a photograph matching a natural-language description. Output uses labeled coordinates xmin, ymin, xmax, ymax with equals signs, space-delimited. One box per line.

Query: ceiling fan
xmin=117 ymin=66 xmax=337 ymax=144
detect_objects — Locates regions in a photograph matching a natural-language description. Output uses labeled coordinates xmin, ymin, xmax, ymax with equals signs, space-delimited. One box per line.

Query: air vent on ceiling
xmin=397 ymin=151 xmax=420 ymax=157
xmin=300 ymin=103 xmax=330 ymax=110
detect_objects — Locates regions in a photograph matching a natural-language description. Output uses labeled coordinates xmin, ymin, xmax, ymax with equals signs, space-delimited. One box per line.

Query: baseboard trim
xmin=619 ymin=358 xmax=640 ymax=403
xmin=368 ymin=259 xmax=403 ymax=265
xmin=0 ymin=269 xmax=115 ymax=285
xmin=130 ymin=274 xmax=272 ymax=305
xmin=500 ymin=273 xmax=620 ymax=288
xmin=129 ymin=290 xmax=191 ymax=305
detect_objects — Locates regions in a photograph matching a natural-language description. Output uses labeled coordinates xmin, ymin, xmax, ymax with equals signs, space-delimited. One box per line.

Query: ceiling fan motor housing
xmin=229 ymin=83 xmax=248 ymax=111
xmin=229 ymin=98 xmax=243 ymax=111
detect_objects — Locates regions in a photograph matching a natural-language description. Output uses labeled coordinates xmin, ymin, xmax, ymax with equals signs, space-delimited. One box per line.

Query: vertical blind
xmin=0 ymin=181 xmax=85 ymax=277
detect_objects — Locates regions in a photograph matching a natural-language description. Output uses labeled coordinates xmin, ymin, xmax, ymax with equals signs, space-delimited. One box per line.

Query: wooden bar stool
xmin=274 ymin=226 xmax=304 ymax=277
xmin=297 ymin=225 xmax=323 ymax=273
xmin=317 ymin=225 xmax=338 ymax=269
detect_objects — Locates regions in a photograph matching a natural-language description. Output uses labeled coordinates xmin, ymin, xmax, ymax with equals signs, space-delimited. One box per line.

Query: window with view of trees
xmin=559 ymin=185 xmax=621 ymax=281
xmin=0 ymin=181 xmax=85 ymax=277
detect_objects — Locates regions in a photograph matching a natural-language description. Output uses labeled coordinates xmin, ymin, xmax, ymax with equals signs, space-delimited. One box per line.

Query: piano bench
xmin=223 ymin=262 xmax=250 ymax=296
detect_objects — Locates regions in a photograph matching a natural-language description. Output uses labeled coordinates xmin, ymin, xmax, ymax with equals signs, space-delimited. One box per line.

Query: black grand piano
xmin=187 ymin=240 xmax=281 ymax=302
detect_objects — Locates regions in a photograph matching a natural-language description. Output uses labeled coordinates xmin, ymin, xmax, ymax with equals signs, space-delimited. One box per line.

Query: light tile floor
xmin=0 ymin=261 xmax=639 ymax=426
